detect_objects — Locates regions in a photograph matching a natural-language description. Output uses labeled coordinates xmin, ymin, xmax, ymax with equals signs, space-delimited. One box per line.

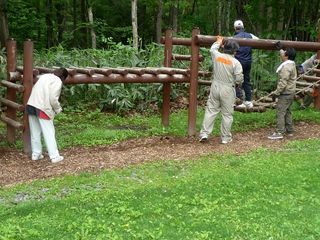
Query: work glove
xmin=296 ymin=65 xmax=304 ymax=75
xmin=275 ymin=41 xmax=283 ymax=50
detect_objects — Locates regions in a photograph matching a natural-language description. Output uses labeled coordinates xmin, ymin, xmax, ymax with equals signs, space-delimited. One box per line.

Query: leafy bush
xmin=3 ymin=41 xmax=310 ymax=113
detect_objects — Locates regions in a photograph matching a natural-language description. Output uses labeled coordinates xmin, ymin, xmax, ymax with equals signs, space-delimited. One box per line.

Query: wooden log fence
xmin=1 ymin=27 xmax=320 ymax=151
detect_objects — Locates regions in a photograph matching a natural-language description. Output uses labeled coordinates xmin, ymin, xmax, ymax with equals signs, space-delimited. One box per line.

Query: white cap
xmin=234 ymin=20 xmax=244 ymax=29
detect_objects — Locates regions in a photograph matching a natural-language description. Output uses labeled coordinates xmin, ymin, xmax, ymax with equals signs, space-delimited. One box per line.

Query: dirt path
xmin=1 ymin=122 xmax=319 ymax=187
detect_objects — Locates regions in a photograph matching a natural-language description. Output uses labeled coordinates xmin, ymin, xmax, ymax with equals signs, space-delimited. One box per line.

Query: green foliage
xmin=30 ymin=42 xmax=202 ymax=114
xmin=7 ymin=1 xmax=41 ymax=46
xmin=1 ymin=138 xmax=320 ymax=239
xmin=1 ymin=106 xmax=319 ymax=150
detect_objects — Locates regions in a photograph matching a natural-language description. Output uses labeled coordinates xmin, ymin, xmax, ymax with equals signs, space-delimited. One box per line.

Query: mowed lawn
xmin=1 ymin=137 xmax=320 ymax=239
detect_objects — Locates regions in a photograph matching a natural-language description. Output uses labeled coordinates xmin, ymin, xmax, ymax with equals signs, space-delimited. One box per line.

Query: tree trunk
xmin=73 ymin=0 xmax=77 ymax=47
xmin=225 ymin=0 xmax=231 ymax=33
xmin=0 ymin=0 xmax=9 ymax=48
xmin=191 ymin=0 xmax=197 ymax=15
xmin=80 ymin=0 xmax=88 ymax=48
xmin=170 ymin=0 xmax=178 ymax=33
xmin=174 ymin=0 xmax=179 ymax=33
xmin=156 ymin=0 xmax=163 ymax=43
xmin=88 ymin=6 xmax=96 ymax=48
xmin=55 ymin=2 xmax=65 ymax=44
xmin=284 ymin=1 xmax=295 ymax=40
xmin=217 ymin=0 xmax=222 ymax=34
xmin=131 ymin=0 xmax=138 ymax=48
xmin=46 ymin=0 xmax=53 ymax=48
xmin=35 ymin=1 xmax=41 ymax=44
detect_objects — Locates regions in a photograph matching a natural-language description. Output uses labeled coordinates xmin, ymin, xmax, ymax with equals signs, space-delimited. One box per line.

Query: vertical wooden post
xmin=6 ymin=39 xmax=17 ymax=143
xmin=188 ymin=28 xmax=200 ymax=136
xmin=162 ymin=28 xmax=173 ymax=127
xmin=314 ymin=20 xmax=320 ymax=109
xmin=22 ymin=40 xmax=33 ymax=154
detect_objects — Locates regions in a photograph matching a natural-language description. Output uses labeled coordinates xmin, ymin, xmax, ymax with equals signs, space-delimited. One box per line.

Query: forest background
xmin=0 ymin=0 xmax=319 ymax=112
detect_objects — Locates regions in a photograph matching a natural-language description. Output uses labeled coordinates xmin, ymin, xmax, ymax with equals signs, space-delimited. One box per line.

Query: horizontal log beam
xmin=258 ymin=96 xmax=273 ymax=103
xmin=87 ymin=67 xmax=112 ymax=76
xmin=198 ymin=71 xmax=212 ymax=78
xmin=301 ymin=75 xmax=320 ymax=82
xmin=35 ymin=66 xmax=55 ymax=73
xmin=310 ymin=68 xmax=320 ymax=74
xmin=1 ymin=80 xmax=24 ymax=92
xmin=234 ymin=106 xmax=266 ymax=112
xmin=161 ymin=35 xmax=320 ymax=51
xmin=65 ymin=68 xmax=77 ymax=76
xmin=16 ymin=66 xmax=39 ymax=76
xmin=196 ymin=35 xmax=320 ymax=51
xmin=0 ymin=113 xmax=23 ymax=129
xmin=253 ymin=101 xmax=276 ymax=108
xmin=296 ymin=81 xmax=319 ymax=87
xmin=107 ymin=68 xmax=128 ymax=75
xmin=160 ymin=67 xmax=189 ymax=75
xmin=146 ymin=67 xmax=189 ymax=75
xmin=125 ymin=67 xmax=146 ymax=75
xmin=160 ymin=37 xmax=191 ymax=46
xmin=0 ymin=97 xmax=24 ymax=111
xmin=198 ymin=80 xmax=211 ymax=85
xmin=64 ymin=73 xmax=189 ymax=84
xmin=70 ymin=67 xmax=95 ymax=76
xmin=172 ymin=54 xmax=204 ymax=62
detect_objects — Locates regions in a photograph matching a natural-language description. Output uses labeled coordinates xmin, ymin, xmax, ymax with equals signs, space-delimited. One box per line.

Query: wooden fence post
xmin=162 ymin=28 xmax=173 ymax=127
xmin=6 ymin=39 xmax=17 ymax=143
xmin=188 ymin=27 xmax=200 ymax=136
xmin=22 ymin=40 xmax=33 ymax=154
xmin=314 ymin=20 xmax=320 ymax=109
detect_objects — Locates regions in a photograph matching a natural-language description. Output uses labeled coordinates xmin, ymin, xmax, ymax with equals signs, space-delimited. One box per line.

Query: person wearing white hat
xmin=233 ymin=20 xmax=259 ymax=109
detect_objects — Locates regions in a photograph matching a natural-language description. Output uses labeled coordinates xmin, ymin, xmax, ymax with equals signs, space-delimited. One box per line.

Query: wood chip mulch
xmin=1 ymin=121 xmax=319 ymax=187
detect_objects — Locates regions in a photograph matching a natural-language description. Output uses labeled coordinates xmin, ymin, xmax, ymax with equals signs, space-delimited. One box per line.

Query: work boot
xmin=199 ymin=135 xmax=208 ymax=143
xmin=267 ymin=132 xmax=284 ymax=140
xmin=244 ymin=101 xmax=253 ymax=108
xmin=237 ymin=101 xmax=253 ymax=109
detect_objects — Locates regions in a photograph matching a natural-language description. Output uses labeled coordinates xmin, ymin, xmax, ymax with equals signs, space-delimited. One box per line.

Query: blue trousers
xmin=241 ymin=61 xmax=252 ymax=101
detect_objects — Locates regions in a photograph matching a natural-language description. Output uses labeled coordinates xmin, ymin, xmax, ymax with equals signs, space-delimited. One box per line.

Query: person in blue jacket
xmin=233 ymin=20 xmax=259 ymax=108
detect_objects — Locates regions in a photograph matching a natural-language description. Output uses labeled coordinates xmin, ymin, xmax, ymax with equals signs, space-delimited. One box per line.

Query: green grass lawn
xmin=0 ymin=138 xmax=320 ymax=239
xmin=1 ymin=106 xmax=320 ymax=239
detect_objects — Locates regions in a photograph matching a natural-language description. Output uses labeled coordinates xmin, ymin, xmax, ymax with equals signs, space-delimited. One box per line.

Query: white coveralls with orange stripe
xmin=199 ymin=40 xmax=243 ymax=143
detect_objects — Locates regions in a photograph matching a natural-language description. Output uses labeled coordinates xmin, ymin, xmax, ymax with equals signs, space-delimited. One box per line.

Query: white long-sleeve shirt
xmin=27 ymin=73 xmax=63 ymax=119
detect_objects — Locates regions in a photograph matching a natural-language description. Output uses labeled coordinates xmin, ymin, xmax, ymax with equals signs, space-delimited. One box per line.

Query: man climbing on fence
xmin=297 ymin=54 xmax=318 ymax=109
xmin=268 ymin=48 xmax=297 ymax=140
xmin=26 ymin=67 xmax=68 ymax=163
xmin=233 ymin=20 xmax=259 ymax=109
xmin=199 ymin=36 xmax=243 ymax=144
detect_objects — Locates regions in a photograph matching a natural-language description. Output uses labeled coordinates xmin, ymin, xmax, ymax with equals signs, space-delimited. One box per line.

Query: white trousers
xmin=28 ymin=115 xmax=60 ymax=159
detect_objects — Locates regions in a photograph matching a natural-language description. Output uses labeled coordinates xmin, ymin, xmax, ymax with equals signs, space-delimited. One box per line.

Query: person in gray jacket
xmin=199 ymin=36 xmax=243 ymax=144
xmin=26 ymin=68 xmax=68 ymax=163
xmin=268 ymin=48 xmax=297 ymax=140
